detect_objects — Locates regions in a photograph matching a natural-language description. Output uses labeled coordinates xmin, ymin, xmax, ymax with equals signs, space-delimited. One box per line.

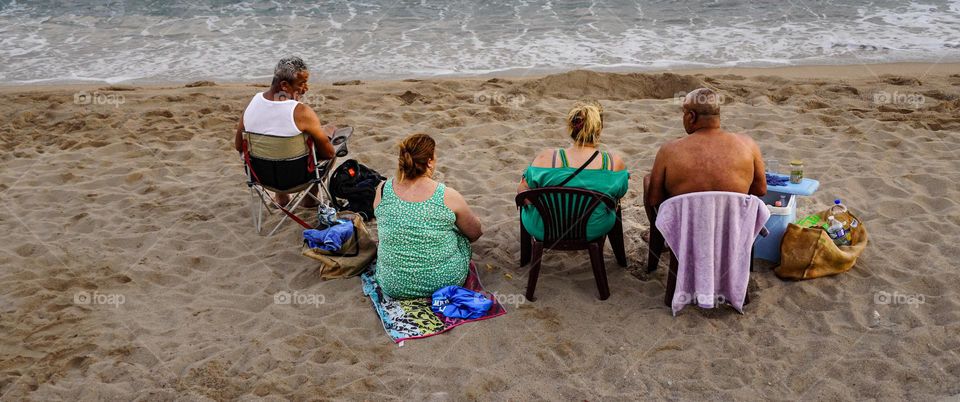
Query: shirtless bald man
xmin=643 ymin=87 xmax=767 ymax=271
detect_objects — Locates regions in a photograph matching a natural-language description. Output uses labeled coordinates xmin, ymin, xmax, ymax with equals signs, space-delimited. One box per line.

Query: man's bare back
xmin=656 ymin=128 xmax=765 ymax=197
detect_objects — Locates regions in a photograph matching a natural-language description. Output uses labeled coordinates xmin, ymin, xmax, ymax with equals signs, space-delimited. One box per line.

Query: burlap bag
xmin=774 ymin=209 xmax=868 ymax=280
xmin=302 ymin=212 xmax=378 ymax=280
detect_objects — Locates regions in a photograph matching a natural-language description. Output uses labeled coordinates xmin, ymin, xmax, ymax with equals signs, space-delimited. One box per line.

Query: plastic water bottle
xmin=826 ymin=216 xmax=845 ymax=245
xmin=829 ymin=199 xmax=848 ymax=216
xmin=829 ymin=199 xmax=854 ymax=245
xmin=826 ymin=215 xmax=850 ymax=246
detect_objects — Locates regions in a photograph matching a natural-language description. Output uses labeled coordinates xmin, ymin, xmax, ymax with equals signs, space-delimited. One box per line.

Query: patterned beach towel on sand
xmin=361 ymin=261 xmax=507 ymax=344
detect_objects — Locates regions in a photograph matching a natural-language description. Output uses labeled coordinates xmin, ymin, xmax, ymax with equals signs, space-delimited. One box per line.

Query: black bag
xmin=329 ymin=159 xmax=386 ymax=221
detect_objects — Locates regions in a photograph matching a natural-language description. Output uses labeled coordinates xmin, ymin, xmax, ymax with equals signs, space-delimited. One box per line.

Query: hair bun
xmin=396 ymin=133 xmax=436 ymax=181
xmin=567 ymin=102 xmax=603 ymax=146
xmin=399 ymin=151 xmax=414 ymax=170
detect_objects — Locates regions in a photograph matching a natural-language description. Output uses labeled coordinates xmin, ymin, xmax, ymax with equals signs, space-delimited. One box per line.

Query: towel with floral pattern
xmin=361 ymin=261 xmax=506 ymax=343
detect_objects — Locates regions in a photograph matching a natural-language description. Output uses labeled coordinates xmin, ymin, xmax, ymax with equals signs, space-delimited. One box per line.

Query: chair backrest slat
xmin=517 ymin=187 xmax=617 ymax=244
xmin=245 ymin=131 xmax=308 ymax=161
xmin=548 ymin=193 xmax=563 ymax=240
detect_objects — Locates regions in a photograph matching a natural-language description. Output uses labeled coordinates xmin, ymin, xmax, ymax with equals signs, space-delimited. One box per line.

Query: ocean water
xmin=1 ymin=0 xmax=959 ymax=84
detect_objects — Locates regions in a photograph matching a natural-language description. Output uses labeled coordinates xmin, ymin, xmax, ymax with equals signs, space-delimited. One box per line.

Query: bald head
xmin=681 ymin=87 xmax=721 ymax=134
xmin=683 ymin=88 xmax=721 ymax=116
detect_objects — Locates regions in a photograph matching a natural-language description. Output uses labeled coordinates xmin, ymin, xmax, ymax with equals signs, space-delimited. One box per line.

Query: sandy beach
xmin=1 ymin=63 xmax=959 ymax=400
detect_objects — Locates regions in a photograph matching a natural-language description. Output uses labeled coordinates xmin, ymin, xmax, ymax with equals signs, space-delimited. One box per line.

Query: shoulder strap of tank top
xmin=433 ymin=182 xmax=446 ymax=201
xmin=380 ymin=179 xmax=391 ymax=199
xmin=558 ymin=148 xmax=570 ymax=168
xmin=557 ymin=151 xmax=599 ymax=187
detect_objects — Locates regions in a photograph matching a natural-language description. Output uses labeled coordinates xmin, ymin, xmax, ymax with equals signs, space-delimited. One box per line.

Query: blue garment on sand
xmin=765 ymin=173 xmax=789 ymax=186
xmin=303 ymin=219 xmax=354 ymax=251
xmin=431 ymin=286 xmax=493 ymax=319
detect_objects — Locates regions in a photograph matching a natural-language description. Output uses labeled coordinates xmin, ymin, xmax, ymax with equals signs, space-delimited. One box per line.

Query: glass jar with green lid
xmin=789 ymin=160 xmax=804 ymax=184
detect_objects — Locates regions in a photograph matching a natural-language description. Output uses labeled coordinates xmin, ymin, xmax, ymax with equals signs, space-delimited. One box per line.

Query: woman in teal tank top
xmin=517 ymin=102 xmax=630 ymax=241
xmin=373 ymin=134 xmax=484 ymax=299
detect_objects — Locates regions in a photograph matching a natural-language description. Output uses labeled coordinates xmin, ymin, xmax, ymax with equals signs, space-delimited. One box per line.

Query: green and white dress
xmin=374 ymin=179 xmax=471 ymax=299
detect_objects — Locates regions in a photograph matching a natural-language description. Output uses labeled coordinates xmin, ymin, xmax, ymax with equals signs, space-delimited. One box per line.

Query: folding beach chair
xmin=241 ymin=127 xmax=352 ymax=236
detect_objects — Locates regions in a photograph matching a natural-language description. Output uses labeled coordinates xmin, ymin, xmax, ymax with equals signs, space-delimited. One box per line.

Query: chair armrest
xmin=515 ymin=190 xmax=533 ymax=209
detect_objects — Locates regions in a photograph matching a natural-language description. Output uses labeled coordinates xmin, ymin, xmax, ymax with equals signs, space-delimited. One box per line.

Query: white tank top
xmin=242 ymin=92 xmax=302 ymax=137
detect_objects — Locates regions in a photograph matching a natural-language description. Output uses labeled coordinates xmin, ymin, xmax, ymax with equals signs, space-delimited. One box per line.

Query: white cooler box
xmin=753 ymin=191 xmax=797 ymax=263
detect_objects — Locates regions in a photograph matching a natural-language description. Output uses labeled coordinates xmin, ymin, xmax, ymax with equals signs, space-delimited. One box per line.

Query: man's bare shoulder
xmin=732 ymin=131 xmax=761 ymax=151
xmin=293 ymin=102 xmax=318 ymax=120
xmin=657 ymin=136 xmax=684 ymax=154
xmin=726 ymin=130 xmax=754 ymax=143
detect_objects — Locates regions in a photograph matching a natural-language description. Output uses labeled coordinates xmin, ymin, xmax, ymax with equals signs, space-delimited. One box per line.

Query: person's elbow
xmin=517 ymin=180 xmax=529 ymax=194
xmin=467 ymin=230 xmax=482 ymax=243
xmin=751 ymin=181 xmax=767 ymax=197
xmin=644 ymin=192 xmax=661 ymax=210
xmin=234 ymin=131 xmax=244 ymax=153
xmin=317 ymin=143 xmax=336 ymax=160
xmin=465 ymin=219 xmax=483 ymax=243
xmin=468 ymin=223 xmax=483 ymax=243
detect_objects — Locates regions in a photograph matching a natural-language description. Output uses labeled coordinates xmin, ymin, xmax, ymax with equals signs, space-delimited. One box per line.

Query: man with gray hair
xmin=234 ymin=56 xmax=337 ymax=206
xmin=643 ymin=87 xmax=767 ymax=270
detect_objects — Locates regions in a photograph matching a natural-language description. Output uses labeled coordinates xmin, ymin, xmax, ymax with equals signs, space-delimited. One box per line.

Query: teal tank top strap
xmin=430 ymin=182 xmax=447 ymax=204
xmin=558 ymin=148 xmax=570 ymax=168
xmin=557 ymin=148 xmax=610 ymax=169
xmin=384 ymin=178 xmax=395 ymax=199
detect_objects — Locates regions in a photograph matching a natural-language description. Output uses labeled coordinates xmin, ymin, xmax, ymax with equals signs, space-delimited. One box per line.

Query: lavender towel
xmin=655 ymin=192 xmax=770 ymax=315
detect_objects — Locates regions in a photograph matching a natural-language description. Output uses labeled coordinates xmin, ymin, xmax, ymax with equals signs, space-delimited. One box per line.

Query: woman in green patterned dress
xmin=373 ymin=133 xmax=483 ymax=299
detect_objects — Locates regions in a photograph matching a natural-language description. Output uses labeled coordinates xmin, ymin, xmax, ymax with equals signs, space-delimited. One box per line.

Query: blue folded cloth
xmin=303 ymin=219 xmax=354 ymax=251
xmin=766 ymin=173 xmax=789 ymax=186
xmin=431 ymin=286 xmax=493 ymax=319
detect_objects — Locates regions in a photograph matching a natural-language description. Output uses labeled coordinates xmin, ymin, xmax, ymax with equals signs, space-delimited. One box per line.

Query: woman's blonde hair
xmin=566 ymin=101 xmax=604 ymax=146
xmin=397 ymin=133 xmax=435 ymax=181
